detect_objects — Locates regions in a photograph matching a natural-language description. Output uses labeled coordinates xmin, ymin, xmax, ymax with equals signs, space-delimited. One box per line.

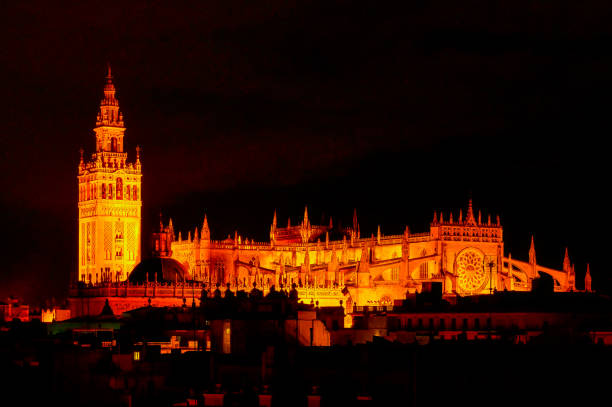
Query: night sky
xmin=1 ymin=1 xmax=610 ymax=304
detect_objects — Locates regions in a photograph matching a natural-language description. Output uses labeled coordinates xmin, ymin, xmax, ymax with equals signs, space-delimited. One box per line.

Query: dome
xmin=128 ymin=257 xmax=189 ymax=283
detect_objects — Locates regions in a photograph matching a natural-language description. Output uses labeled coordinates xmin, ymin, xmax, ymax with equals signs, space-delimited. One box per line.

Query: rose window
xmin=456 ymin=249 xmax=488 ymax=293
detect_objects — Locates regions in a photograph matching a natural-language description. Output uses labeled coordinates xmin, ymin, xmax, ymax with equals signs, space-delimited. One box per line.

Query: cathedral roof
xmin=128 ymin=257 xmax=189 ymax=283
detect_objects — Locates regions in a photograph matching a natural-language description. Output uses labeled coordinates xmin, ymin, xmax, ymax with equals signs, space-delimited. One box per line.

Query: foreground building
xmin=69 ymin=70 xmax=591 ymax=317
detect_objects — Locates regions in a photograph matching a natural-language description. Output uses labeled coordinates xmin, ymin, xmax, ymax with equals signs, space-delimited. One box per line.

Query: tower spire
xmin=201 ymin=214 xmax=210 ymax=241
xmin=529 ymin=235 xmax=536 ymax=265
xmin=465 ymin=199 xmax=475 ymax=225
xmin=563 ymin=247 xmax=571 ymax=273
xmin=95 ymin=64 xmax=125 ymax=152
xmin=585 ymin=264 xmax=592 ymax=292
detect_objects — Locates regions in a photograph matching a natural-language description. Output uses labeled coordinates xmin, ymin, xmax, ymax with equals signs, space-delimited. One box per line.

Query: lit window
xmin=116 ymin=178 xmax=123 ymax=200
xmin=133 ymin=351 xmax=140 ymax=361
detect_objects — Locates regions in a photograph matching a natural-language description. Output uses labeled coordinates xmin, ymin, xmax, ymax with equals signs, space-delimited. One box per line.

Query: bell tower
xmin=77 ymin=65 xmax=142 ymax=284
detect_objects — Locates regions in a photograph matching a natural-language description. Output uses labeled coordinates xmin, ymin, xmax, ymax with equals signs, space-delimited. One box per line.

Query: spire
xmin=459 ymin=209 xmax=463 ymax=223
xmin=529 ymin=236 xmax=536 ymax=265
xmin=465 ymin=199 xmax=475 ymax=225
xmin=270 ymin=211 xmax=276 ymax=244
xmin=432 ymin=211 xmax=438 ymax=224
xmin=352 ymin=208 xmax=358 ymax=232
xmin=478 ymin=210 xmax=482 ymax=225
xmin=97 ymin=64 xmax=122 ymax=126
xmin=508 ymin=253 xmax=514 ymax=290
xmin=585 ymin=264 xmax=592 ymax=292
xmin=563 ymin=248 xmax=571 ymax=273
xmin=377 ymin=225 xmax=381 ymax=244
xmin=168 ymin=218 xmax=174 ymax=241
xmin=95 ymin=64 xmax=125 ymax=154
xmin=203 ymin=214 xmax=209 ymax=230
xmin=329 ymin=216 xmax=333 ymax=229
xmin=303 ymin=206 xmax=309 ymax=226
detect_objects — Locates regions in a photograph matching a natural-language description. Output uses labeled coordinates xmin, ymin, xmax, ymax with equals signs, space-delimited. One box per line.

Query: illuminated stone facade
xmin=69 ymin=70 xmax=592 ymax=317
xmin=77 ymin=66 xmax=142 ymax=284
xmin=167 ymin=200 xmax=588 ymax=309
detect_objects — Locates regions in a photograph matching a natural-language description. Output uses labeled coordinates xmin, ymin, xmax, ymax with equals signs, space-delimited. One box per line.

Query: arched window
xmin=133 ymin=185 xmax=137 ymax=200
xmin=126 ymin=185 xmax=130 ymax=200
xmin=419 ymin=249 xmax=428 ymax=279
xmin=111 ymin=138 xmax=117 ymax=152
xmin=101 ymin=184 xmax=106 ymax=199
xmin=109 ymin=184 xmax=113 ymax=199
xmin=116 ymin=178 xmax=123 ymax=200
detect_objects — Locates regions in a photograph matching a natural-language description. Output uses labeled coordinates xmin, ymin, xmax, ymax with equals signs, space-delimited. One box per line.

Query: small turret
xmin=508 ymin=252 xmax=514 ymax=290
xmin=270 ymin=210 xmax=277 ymax=244
xmin=300 ymin=206 xmax=312 ymax=243
xmin=152 ymin=213 xmax=172 ymax=257
xmin=465 ymin=199 xmax=476 ymax=225
xmin=352 ymin=208 xmax=361 ymax=238
xmin=79 ymin=148 xmax=84 ymax=171
xmin=432 ymin=211 xmax=438 ymax=225
xmin=563 ymin=248 xmax=571 ymax=274
xmin=201 ymin=214 xmax=210 ymax=241
xmin=585 ymin=264 xmax=592 ymax=292
xmin=459 ymin=209 xmax=463 ymax=223
xmin=529 ymin=236 xmax=536 ymax=265
xmin=377 ymin=225 xmax=381 ymax=244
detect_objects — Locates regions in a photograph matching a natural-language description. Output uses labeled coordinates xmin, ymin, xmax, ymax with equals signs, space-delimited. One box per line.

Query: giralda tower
xmin=77 ymin=66 xmax=142 ymax=284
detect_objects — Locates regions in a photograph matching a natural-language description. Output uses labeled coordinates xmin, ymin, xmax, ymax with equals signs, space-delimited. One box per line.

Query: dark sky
xmin=1 ymin=1 xmax=610 ymax=304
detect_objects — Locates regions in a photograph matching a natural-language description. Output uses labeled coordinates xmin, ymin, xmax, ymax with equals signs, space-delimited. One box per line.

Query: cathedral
xmin=69 ymin=70 xmax=591 ymax=317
